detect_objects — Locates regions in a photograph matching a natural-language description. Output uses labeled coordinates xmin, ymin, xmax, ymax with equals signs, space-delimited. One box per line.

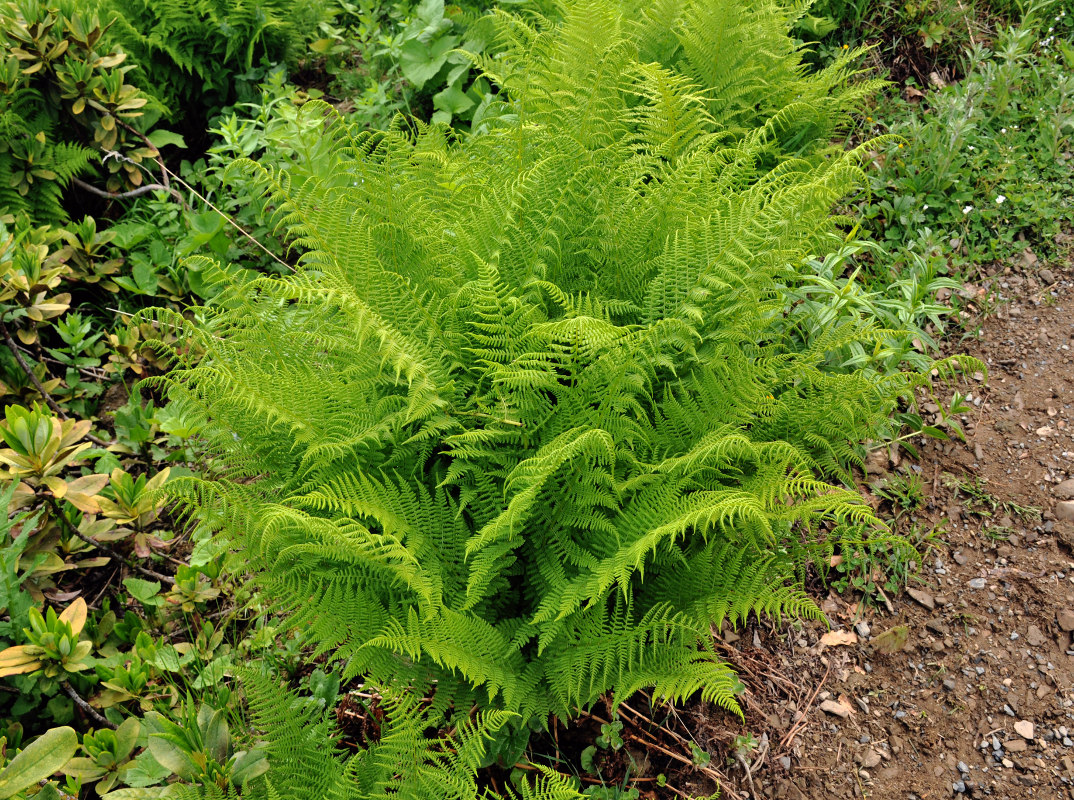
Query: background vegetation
xmin=0 ymin=0 xmax=1068 ymax=798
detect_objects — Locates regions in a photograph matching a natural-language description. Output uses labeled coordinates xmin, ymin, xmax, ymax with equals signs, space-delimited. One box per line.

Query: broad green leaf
xmin=145 ymin=130 xmax=186 ymax=150
xmin=0 ymin=726 xmax=78 ymax=798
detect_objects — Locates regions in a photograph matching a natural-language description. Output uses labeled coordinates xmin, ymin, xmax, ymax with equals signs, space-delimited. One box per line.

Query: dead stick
xmin=0 ymin=319 xmax=113 ymax=447
xmin=779 ymin=661 xmax=831 ymax=751
xmin=47 ymin=497 xmax=174 ymax=585
xmin=62 ymin=680 xmax=116 ymax=729
xmin=71 ymin=176 xmax=181 ymax=203
xmin=623 ymin=732 xmax=737 ymax=794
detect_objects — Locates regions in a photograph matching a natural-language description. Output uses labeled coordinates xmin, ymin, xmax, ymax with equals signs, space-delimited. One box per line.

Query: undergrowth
xmin=0 ymin=0 xmax=1064 ymax=798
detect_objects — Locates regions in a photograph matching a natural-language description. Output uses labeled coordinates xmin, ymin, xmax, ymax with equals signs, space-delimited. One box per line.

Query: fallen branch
xmin=61 ymin=679 xmax=116 ymax=729
xmin=0 ymin=319 xmax=113 ymax=447
xmin=71 ymin=176 xmax=181 ymax=203
xmin=47 ymin=497 xmax=175 ymax=586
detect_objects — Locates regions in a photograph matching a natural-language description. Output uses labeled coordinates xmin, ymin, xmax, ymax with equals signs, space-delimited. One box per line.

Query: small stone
xmin=864 ymin=449 xmax=888 ymax=475
xmin=859 ymin=749 xmax=882 ymax=768
xmin=968 ymin=577 xmax=987 ymax=589
xmin=953 ymin=552 xmax=969 ymax=566
xmin=1058 ymin=610 xmax=1074 ymax=632
xmin=1056 ymin=479 xmax=1074 ymax=499
xmin=1040 ymin=268 xmax=1056 ymax=284
xmin=1006 ymin=739 xmax=1028 ymax=753
xmin=1056 ymin=501 xmax=1074 ymax=522
xmin=819 ymin=699 xmax=852 ymax=719
xmin=855 ymin=620 xmax=871 ymax=638
xmin=907 ymin=588 xmax=935 ymax=610
xmin=943 ymin=678 xmax=957 ymax=691
xmin=957 ymin=761 xmax=969 ymax=775
xmin=953 ymin=780 xmax=966 ymax=794
xmin=1014 ymin=720 xmax=1035 ymax=740
xmin=1026 ymin=625 xmax=1046 ymax=646
xmin=779 ymin=756 xmax=791 ymax=770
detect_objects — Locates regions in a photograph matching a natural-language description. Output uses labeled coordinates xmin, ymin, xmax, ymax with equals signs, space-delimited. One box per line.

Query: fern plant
xmin=94 ymin=0 xmax=327 ymax=122
xmin=151 ymin=0 xmax=957 ymax=790
xmin=177 ymin=671 xmax=585 ymax=800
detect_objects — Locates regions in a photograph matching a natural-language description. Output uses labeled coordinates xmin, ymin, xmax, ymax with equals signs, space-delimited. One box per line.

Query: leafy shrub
xmin=95 ymin=0 xmax=333 ymax=125
xmin=151 ymin=5 xmax=964 ymax=792
xmin=861 ymin=17 xmax=1074 ymax=266
xmin=0 ymin=0 xmax=159 ymax=221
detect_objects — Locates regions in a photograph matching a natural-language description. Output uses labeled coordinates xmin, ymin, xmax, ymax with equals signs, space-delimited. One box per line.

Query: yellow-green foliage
xmin=153 ymin=4 xmax=915 ymax=793
xmin=0 ymin=0 xmax=155 ymax=221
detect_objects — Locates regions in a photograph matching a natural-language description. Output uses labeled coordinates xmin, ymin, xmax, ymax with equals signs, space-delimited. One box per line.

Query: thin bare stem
xmin=62 ymin=679 xmax=116 ymax=729
xmin=71 ymin=177 xmax=181 ymax=203
xmin=46 ymin=497 xmax=175 ymax=586
xmin=0 ymin=319 xmax=67 ymax=418
xmin=0 ymin=319 xmax=113 ymax=447
xmin=103 ymin=137 xmax=294 ymax=273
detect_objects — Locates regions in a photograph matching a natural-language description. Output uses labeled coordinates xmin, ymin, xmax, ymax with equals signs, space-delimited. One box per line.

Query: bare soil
xmin=667 ymin=266 xmax=1074 ymax=800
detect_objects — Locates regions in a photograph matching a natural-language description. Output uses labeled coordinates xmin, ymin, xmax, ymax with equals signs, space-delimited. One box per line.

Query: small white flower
xmin=1000 ymin=128 xmax=1007 ymax=134
xmin=962 ymin=205 xmax=973 ymax=214
xmin=923 ymin=204 xmax=930 ymax=210
xmin=968 ymin=145 xmax=976 ymax=151
xmin=996 ymin=195 xmax=1007 ymax=205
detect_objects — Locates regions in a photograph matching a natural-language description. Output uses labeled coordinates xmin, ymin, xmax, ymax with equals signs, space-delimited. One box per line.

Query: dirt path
xmin=707 ymin=270 xmax=1074 ymax=799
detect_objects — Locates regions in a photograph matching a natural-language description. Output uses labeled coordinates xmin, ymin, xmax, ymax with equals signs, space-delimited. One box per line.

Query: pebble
xmin=1055 ymin=478 xmax=1074 ymax=499
xmin=907 ymin=588 xmax=935 ymax=610
xmin=854 ymin=620 xmax=871 ymax=638
xmin=1015 ymin=720 xmax=1035 ymax=740
xmin=957 ymin=761 xmax=969 ymax=775
xmin=860 ymin=749 xmax=883 ymax=768
xmin=1026 ymin=624 xmax=1046 ymax=646
xmin=1056 ymin=501 xmax=1074 ymax=521
xmin=1007 ymin=739 xmax=1028 ymax=753
xmin=819 ymin=699 xmax=851 ymax=719
xmin=953 ymin=552 xmax=969 ymax=565
xmin=1058 ymin=609 xmax=1074 ymax=632
xmin=968 ymin=577 xmax=987 ymax=589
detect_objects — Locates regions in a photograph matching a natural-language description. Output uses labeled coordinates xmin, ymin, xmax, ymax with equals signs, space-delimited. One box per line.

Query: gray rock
xmin=1014 ymin=719 xmax=1035 ymax=740
xmin=1040 ymin=268 xmax=1056 ymax=285
xmin=819 ymin=699 xmax=851 ymax=719
xmin=1026 ymin=625 xmax=1046 ymax=646
xmin=968 ymin=577 xmax=987 ymax=589
xmin=1056 ymin=500 xmax=1074 ymax=521
xmin=859 ymin=749 xmax=882 ymax=768
xmin=1055 ymin=479 xmax=1074 ymax=499
xmin=907 ymin=587 xmax=935 ymax=610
